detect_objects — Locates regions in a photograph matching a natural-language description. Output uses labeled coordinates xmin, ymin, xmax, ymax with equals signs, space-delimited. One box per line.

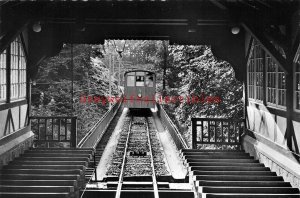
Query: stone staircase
xmin=181 ymin=149 xmax=300 ymax=198
xmin=0 ymin=147 xmax=94 ymax=198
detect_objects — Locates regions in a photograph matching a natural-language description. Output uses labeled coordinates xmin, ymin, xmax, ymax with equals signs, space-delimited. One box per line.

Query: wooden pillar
xmin=285 ymin=21 xmax=295 ymax=150
xmin=285 ymin=52 xmax=294 ymax=149
xmin=192 ymin=118 xmax=197 ymax=149
xmin=71 ymin=117 xmax=77 ymax=148
xmin=6 ymin=45 xmax=10 ymax=103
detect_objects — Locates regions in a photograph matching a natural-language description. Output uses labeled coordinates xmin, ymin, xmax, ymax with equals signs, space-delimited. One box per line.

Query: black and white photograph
xmin=0 ymin=0 xmax=300 ymax=197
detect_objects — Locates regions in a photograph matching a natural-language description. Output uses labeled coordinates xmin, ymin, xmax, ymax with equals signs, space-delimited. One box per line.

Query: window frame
xmin=135 ymin=75 xmax=145 ymax=87
xmin=10 ymin=36 xmax=27 ymax=101
xmin=247 ymin=40 xmax=264 ymax=103
xmin=266 ymin=54 xmax=286 ymax=110
xmin=145 ymin=74 xmax=154 ymax=87
xmin=126 ymin=75 xmax=135 ymax=87
xmin=0 ymin=50 xmax=7 ymax=103
xmin=294 ymin=55 xmax=300 ymax=112
xmin=0 ymin=34 xmax=27 ymax=105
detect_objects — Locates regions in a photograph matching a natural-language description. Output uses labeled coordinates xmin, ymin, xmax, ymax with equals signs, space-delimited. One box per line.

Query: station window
xmin=247 ymin=40 xmax=263 ymax=102
xmin=266 ymin=54 xmax=286 ymax=107
xmin=10 ymin=37 xmax=27 ymax=100
xmin=255 ymin=44 xmax=264 ymax=101
xmin=0 ymin=50 xmax=6 ymax=102
xmin=127 ymin=75 xmax=135 ymax=87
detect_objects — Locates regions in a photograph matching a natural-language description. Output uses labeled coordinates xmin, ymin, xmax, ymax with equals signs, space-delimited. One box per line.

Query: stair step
xmin=1 ymin=147 xmax=91 ymax=198
xmin=22 ymin=153 xmax=89 ymax=157
xmin=5 ymin=165 xmax=85 ymax=170
xmin=26 ymin=150 xmax=93 ymax=154
xmin=0 ymin=185 xmax=74 ymax=193
xmin=185 ymin=155 xmax=252 ymax=159
xmin=81 ymin=190 xmax=194 ymax=198
xmin=0 ymin=192 xmax=69 ymax=198
xmin=80 ymin=189 xmax=116 ymax=198
xmin=9 ymin=160 xmax=88 ymax=166
xmin=204 ymin=193 xmax=300 ymax=198
xmin=183 ymin=149 xmax=296 ymax=198
xmin=181 ymin=149 xmax=245 ymax=153
xmin=0 ymin=169 xmax=82 ymax=175
xmin=186 ymin=159 xmax=258 ymax=163
xmin=30 ymin=148 xmax=93 ymax=151
xmin=159 ymin=190 xmax=195 ymax=198
xmin=122 ymin=183 xmax=154 ymax=189
xmin=190 ymin=166 xmax=270 ymax=171
xmin=0 ymin=180 xmax=77 ymax=187
xmin=183 ymin=152 xmax=249 ymax=156
xmin=188 ymin=162 xmax=264 ymax=167
xmin=192 ymin=171 xmax=276 ymax=176
xmin=15 ymin=157 xmax=89 ymax=161
xmin=0 ymin=174 xmax=80 ymax=180
xmin=194 ymin=175 xmax=283 ymax=181
xmin=196 ymin=180 xmax=292 ymax=187
xmin=201 ymin=187 xmax=299 ymax=194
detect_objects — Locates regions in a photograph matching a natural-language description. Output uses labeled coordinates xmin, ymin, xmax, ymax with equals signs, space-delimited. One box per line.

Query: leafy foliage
xmin=31 ymin=44 xmax=119 ymax=142
xmin=163 ymin=45 xmax=243 ymax=146
xmin=31 ymin=41 xmax=243 ymax=148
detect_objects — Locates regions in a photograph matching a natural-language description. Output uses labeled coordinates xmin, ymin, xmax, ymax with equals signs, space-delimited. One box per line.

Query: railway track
xmin=81 ymin=111 xmax=194 ymax=198
xmin=106 ymin=115 xmax=168 ymax=198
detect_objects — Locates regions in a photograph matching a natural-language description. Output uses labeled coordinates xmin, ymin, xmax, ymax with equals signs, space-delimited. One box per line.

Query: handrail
xmin=156 ymin=103 xmax=188 ymax=149
xmin=192 ymin=117 xmax=245 ymax=149
xmin=30 ymin=116 xmax=77 ymax=148
xmin=30 ymin=116 xmax=77 ymax=119
xmin=78 ymin=98 xmax=122 ymax=149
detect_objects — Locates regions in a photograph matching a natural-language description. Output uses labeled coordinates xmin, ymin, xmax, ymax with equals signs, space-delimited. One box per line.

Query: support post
xmin=118 ymin=57 xmax=121 ymax=94
xmin=6 ymin=45 xmax=10 ymax=103
xmin=94 ymin=153 xmax=97 ymax=181
xmin=284 ymin=23 xmax=294 ymax=150
xmin=162 ymin=40 xmax=168 ymax=94
xmin=192 ymin=118 xmax=197 ymax=149
xmin=285 ymin=53 xmax=294 ymax=149
xmin=71 ymin=43 xmax=74 ymax=111
xmin=71 ymin=117 xmax=77 ymax=148
xmin=109 ymin=54 xmax=112 ymax=110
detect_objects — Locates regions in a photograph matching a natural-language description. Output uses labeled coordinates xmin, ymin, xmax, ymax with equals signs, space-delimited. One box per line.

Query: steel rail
xmin=145 ymin=117 xmax=159 ymax=198
xmin=115 ymin=116 xmax=133 ymax=198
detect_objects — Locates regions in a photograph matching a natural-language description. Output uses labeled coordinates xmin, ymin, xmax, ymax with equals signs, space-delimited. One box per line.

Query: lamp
xmin=113 ymin=40 xmax=127 ymax=58
xmin=32 ymin=22 xmax=42 ymax=33
xmin=231 ymin=26 xmax=240 ymax=35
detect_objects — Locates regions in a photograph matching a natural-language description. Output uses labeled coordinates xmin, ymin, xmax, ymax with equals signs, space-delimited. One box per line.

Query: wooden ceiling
xmin=0 ymin=0 xmax=298 ymax=80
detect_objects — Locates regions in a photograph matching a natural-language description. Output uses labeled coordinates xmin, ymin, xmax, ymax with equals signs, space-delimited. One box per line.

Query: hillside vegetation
xmin=32 ymin=41 xmax=243 ymax=146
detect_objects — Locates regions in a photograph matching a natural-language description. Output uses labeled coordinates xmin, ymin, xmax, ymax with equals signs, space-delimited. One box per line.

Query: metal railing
xmin=30 ymin=116 xmax=77 ymax=148
xmin=157 ymin=103 xmax=188 ymax=150
xmin=78 ymin=100 xmax=122 ymax=149
xmin=191 ymin=118 xmax=245 ymax=149
xmin=78 ymin=99 xmax=122 ymax=186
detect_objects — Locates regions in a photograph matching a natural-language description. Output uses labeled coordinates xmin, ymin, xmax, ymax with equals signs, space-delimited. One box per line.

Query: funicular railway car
xmin=124 ymin=70 xmax=156 ymax=109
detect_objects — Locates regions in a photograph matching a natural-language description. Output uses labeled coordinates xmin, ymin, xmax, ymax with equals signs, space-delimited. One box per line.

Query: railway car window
xmin=145 ymin=73 xmax=154 ymax=87
xmin=136 ymin=76 xmax=144 ymax=86
xmin=127 ymin=76 xmax=135 ymax=87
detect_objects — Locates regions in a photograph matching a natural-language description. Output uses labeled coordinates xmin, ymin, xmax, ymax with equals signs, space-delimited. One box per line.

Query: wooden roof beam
xmin=209 ymin=0 xmax=228 ymax=10
xmin=242 ymin=22 xmax=289 ymax=74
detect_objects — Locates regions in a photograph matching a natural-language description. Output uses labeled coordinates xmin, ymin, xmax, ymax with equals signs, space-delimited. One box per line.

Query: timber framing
xmin=242 ymin=23 xmax=289 ymax=74
xmin=1 ymin=1 xmax=300 ymax=155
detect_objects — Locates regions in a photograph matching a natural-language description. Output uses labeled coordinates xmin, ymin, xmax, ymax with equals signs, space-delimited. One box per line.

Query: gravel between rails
xmin=106 ymin=115 xmax=169 ymax=177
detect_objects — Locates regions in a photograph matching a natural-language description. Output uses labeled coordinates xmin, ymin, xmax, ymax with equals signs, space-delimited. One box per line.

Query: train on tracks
xmin=124 ymin=69 xmax=156 ymax=109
